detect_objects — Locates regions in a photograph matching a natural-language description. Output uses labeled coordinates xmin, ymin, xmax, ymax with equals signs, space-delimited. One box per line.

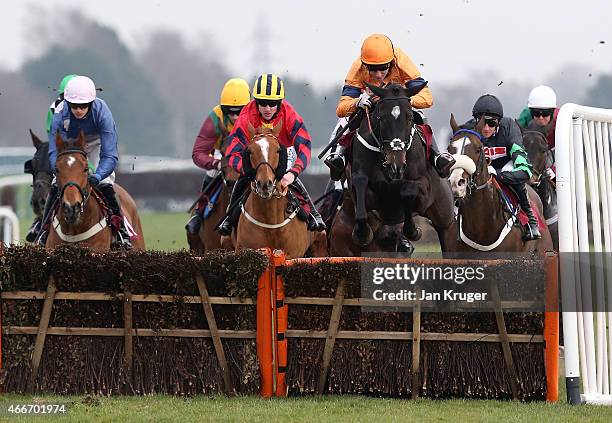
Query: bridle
xmin=523 ymin=131 xmax=556 ymax=189
xmin=450 ymin=129 xmax=491 ymax=195
xmin=358 ymin=96 xmax=417 ymax=164
xmin=56 ymin=148 xmax=92 ymax=212
xmin=249 ymin=134 xmax=285 ymax=199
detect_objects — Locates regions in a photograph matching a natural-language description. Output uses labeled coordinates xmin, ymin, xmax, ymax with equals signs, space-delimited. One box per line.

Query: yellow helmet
xmin=360 ymin=34 xmax=395 ymax=65
xmin=252 ymin=74 xmax=285 ymax=101
xmin=219 ymin=78 xmax=251 ymax=106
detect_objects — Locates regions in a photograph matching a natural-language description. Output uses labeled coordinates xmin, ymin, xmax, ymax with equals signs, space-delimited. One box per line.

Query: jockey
xmin=46 ymin=74 xmax=77 ymax=134
xmin=325 ymin=33 xmax=455 ymax=180
xmin=465 ymin=94 xmax=541 ymax=241
xmin=216 ymin=73 xmax=326 ymax=235
xmin=39 ymin=75 xmax=132 ymax=248
xmin=517 ymin=85 xmax=559 ymax=150
xmin=185 ymin=78 xmax=251 ymax=235
xmin=25 ymin=74 xmax=77 ymax=242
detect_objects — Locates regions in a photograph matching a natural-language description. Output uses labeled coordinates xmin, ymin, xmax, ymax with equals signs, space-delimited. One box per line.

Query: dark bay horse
xmin=521 ymin=122 xmax=558 ymax=250
xmin=347 ymin=82 xmax=456 ymax=253
xmin=447 ymin=115 xmax=552 ymax=254
xmin=231 ymin=123 xmax=326 ymax=259
xmin=47 ymin=132 xmax=145 ymax=250
xmin=186 ymin=145 xmax=239 ymax=254
xmin=24 ymin=130 xmax=52 ymax=226
xmin=320 ymin=189 xmax=412 ymax=256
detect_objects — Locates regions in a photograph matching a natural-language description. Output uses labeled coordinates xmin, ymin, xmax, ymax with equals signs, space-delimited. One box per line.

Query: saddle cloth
xmin=498 ymin=182 xmax=546 ymax=231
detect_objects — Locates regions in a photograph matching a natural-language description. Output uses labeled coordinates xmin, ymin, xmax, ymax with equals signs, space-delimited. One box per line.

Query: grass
xmin=1 ymin=394 xmax=612 ymax=423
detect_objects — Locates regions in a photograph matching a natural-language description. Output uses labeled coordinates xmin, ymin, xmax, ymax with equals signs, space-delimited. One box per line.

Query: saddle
xmin=496 ymin=180 xmax=546 ymax=231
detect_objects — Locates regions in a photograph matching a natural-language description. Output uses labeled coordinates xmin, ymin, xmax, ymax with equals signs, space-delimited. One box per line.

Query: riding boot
xmin=25 ymin=218 xmax=42 ymax=243
xmin=200 ymin=174 xmax=215 ymax=192
xmin=290 ymin=178 xmax=327 ymax=232
xmin=97 ymin=183 xmax=133 ymax=249
xmin=36 ymin=184 xmax=59 ymax=246
xmin=514 ymin=182 xmax=542 ymax=241
xmin=324 ymin=145 xmax=346 ymax=182
xmin=427 ymin=140 xmax=455 ymax=178
xmin=216 ymin=175 xmax=250 ymax=236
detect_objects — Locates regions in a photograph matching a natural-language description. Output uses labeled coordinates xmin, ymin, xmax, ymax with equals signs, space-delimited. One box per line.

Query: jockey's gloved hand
xmin=356 ymin=92 xmax=372 ymax=109
xmin=87 ymin=174 xmax=100 ymax=187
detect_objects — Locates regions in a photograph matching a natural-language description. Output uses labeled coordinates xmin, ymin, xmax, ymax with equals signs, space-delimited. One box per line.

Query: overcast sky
xmin=1 ymin=0 xmax=611 ymax=93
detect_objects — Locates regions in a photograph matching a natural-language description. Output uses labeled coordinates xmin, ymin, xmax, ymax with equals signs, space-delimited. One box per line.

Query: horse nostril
xmin=458 ymin=179 xmax=466 ymax=187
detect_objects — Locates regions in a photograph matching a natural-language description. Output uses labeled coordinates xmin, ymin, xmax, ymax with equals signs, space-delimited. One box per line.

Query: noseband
xmin=57 ymin=149 xmax=91 ymax=212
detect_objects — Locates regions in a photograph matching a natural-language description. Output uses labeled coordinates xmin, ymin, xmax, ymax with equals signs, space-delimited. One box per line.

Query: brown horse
xmin=186 ymin=150 xmax=240 ymax=254
xmin=46 ymin=132 xmax=145 ymax=250
xmin=447 ymin=115 xmax=552 ymax=254
xmin=521 ymin=122 xmax=558 ymax=250
xmin=320 ymin=189 xmax=412 ymax=256
xmin=231 ymin=123 xmax=327 ymax=259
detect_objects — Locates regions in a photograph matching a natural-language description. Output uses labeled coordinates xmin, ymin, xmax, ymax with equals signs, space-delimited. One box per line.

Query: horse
xmin=318 ymin=188 xmax=413 ymax=256
xmin=347 ymin=82 xmax=456 ymax=254
xmin=24 ymin=130 xmax=52 ymax=226
xmin=231 ymin=123 xmax=327 ymax=259
xmin=447 ymin=115 xmax=552 ymax=254
xmin=46 ymin=132 xmax=145 ymax=250
xmin=186 ymin=143 xmax=239 ymax=254
xmin=521 ymin=121 xmax=558 ymax=250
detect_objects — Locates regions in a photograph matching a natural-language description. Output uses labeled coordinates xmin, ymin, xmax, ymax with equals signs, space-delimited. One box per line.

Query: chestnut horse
xmin=46 ymin=132 xmax=145 ymax=250
xmin=231 ymin=123 xmax=326 ymax=259
xmin=447 ymin=115 xmax=552 ymax=254
xmin=186 ymin=143 xmax=240 ymax=254
xmin=521 ymin=122 xmax=558 ymax=250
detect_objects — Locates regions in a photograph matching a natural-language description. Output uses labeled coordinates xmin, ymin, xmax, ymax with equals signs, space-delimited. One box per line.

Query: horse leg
xmin=399 ymin=181 xmax=421 ymax=241
xmin=351 ymin=172 xmax=373 ymax=247
xmin=309 ymin=231 xmax=328 ymax=257
xmin=424 ymin=180 xmax=457 ymax=253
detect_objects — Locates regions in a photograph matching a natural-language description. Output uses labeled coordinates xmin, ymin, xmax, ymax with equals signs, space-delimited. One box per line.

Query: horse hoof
xmin=404 ymin=226 xmax=422 ymax=241
xmin=352 ymin=225 xmax=373 ymax=247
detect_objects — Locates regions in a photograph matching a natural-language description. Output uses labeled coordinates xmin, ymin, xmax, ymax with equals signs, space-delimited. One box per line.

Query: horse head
xmin=245 ymin=122 xmax=286 ymax=199
xmin=24 ymin=129 xmax=52 ymax=217
xmin=522 ymin=121 xmax=553 ymax=185
xmin=447 ymin=114 xmax=490 ymax=199
xmin=54 ymin=131 xmax=91 ymax=224
xmin=364 ymin=81 xmax=426 ymax=180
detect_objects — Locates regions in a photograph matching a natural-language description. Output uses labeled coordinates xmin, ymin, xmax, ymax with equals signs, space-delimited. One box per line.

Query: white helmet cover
xmin=64 ymin=75 xmax=96 ymax=104
xmin=528 ymin=85 xmax=557 ymax=109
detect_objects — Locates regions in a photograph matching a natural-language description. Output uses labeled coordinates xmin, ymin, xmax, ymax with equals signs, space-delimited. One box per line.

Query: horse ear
xmin=365 ymin=82 xmax=385 ymax=98
xmin=77 ymin=130 xmax=86 ymax=149
xmin=450 ymin=114 xmax=459 ymax=133
xmin=272 ymin=121 xmax=283 ymax=138
xmin=55 ymin=131 xmax=65 ymax=152
xmin=29 ymin=129 xmax=43 ymax=149
xmin=247 ymin=122 xmax=257 ymax=139
xmin=404 ymin=80 xmax=428 ymax=99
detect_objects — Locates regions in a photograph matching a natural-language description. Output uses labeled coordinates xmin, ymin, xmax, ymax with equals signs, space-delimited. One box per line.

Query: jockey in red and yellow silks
xmin=185 ymin=78 xmax=251 ymax=235
xmin=324 ymin=33 xmax=455 ymax=181
xmin=216 ymin=73 xmax=326 ymax=236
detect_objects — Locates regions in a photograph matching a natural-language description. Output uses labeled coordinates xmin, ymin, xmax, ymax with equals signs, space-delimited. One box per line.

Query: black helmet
xmin=472 ymin=94 xmax=503 ymax=118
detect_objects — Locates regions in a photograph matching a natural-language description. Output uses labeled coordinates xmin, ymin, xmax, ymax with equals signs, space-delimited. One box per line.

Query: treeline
xmin=0 ymin=9 xmax=607 ymax=156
